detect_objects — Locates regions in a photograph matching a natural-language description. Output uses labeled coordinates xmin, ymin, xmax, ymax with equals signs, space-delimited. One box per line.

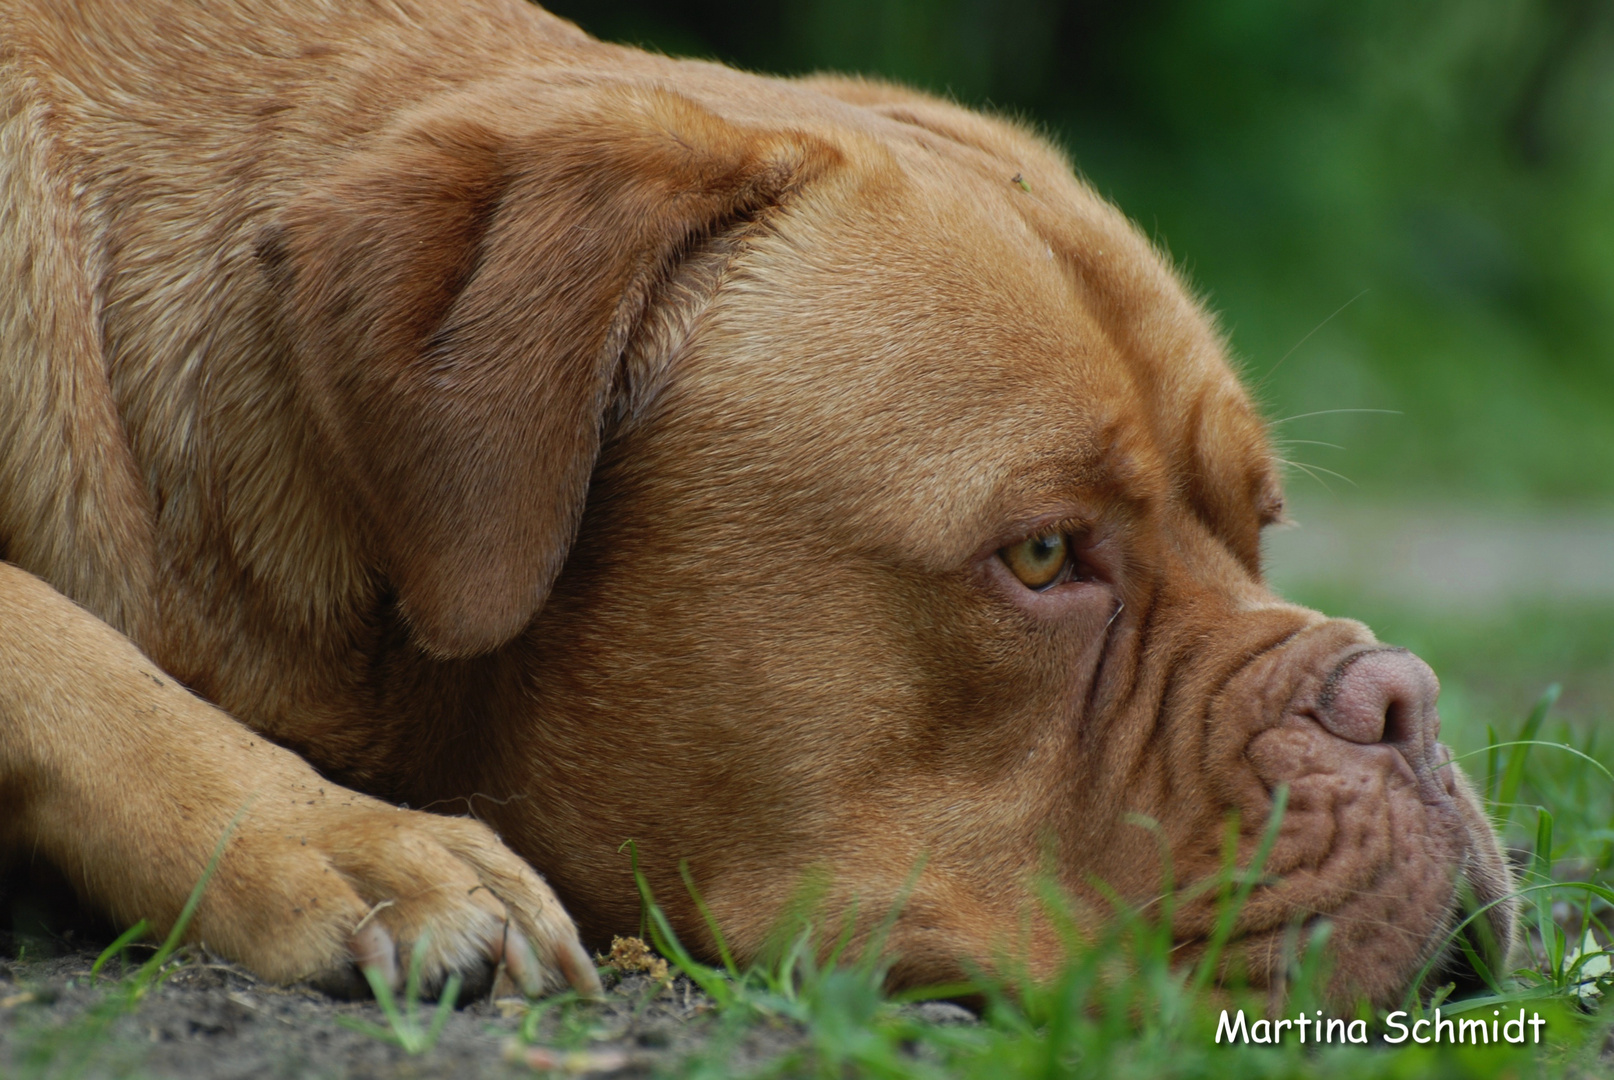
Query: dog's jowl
xmin=0 ymin=0 xmax=1513 ymax=1004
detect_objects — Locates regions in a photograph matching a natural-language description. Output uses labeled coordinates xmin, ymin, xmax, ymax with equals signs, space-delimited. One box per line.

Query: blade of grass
xmin=1494 ymin=684 xmax=1561 ymax=831
xmin=679 ymin=860 xmax=739 ymax=979
xmin=1486 ymin=723 xmax=1501 ymax=803
xmin=1409 ymin=879 xmax=1614 ymax=1001
xmin=424 ymin=974 xmax=463 ymax=1048
xmin=348 ymin=934 xmax=462 ymax=1055
xmin=621 ymin=840 xmax=734 ymax=1007
xmin=89 ymin=920 xmax=149 ymax=982
xmin=1190 ymin=784 xmax=1289 ymax=996
xmin=362 ymin=966 xmax=409 ymax=1040
xmin=403 ymin=933 xmax=427 ymax=1017
xmin=1533 ymin=808 xmax=1557 ymax=981
xmin=1455 ymin=925 xmax=1503 ymax=997
xmin=13 ymin=812 xmax=245 ymax=1080
xmin=130 ymin=805 xmax=247 ymax=999
xmin=1449 ymin=740 xmax=1614 ymax=787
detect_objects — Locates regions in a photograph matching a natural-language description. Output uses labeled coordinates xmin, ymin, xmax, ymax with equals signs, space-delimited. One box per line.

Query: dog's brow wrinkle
xmin=1083 ymin=588 xmax=1149 ymax=747
xmin=1203 ymin=626 xmax=1304 ymax=718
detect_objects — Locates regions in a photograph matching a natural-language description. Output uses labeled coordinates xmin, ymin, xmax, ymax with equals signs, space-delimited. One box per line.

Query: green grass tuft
xmin=337 ymin=933 xmax=463 ymax=1056
xmin=13 ymin=808 xmax=242 ymax=1079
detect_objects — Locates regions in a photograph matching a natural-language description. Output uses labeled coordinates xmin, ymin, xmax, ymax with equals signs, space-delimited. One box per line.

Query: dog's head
xmin=271 ymin=62 xmax=1513 ymax=1006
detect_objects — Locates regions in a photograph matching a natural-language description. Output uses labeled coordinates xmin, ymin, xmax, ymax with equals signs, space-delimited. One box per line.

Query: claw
xmin=556 ymin=936 xmax=605 ymax=998
xmin=349 ymin=919 xmax=398 ymax=989
xmin=496 ymin=924 xmax=542 ymax=997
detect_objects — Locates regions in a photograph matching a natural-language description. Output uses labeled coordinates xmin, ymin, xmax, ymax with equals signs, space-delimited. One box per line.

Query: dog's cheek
xmin=490 ymin=535 xmax=1109 ymax=955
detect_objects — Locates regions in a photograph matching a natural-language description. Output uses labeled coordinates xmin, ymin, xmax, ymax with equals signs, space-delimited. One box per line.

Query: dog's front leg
xmin=0 ymin=561 xmax=598 ymax=997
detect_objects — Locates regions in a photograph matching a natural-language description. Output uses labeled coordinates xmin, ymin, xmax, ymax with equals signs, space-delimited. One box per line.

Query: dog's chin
xmin=1426 ymin=783 xmax=1522 ymax=1000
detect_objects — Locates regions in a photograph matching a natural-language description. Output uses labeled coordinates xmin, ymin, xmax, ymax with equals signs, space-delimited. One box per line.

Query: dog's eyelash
xmin=1014 ymin=515 xmax=1094 ymax=549
xmin=1050 ymin=515 xmax=1094 ymax=540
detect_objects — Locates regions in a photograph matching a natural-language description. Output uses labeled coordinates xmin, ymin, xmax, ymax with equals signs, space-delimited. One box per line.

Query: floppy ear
xmin=267 ymin=82 xmax=834 ymax=658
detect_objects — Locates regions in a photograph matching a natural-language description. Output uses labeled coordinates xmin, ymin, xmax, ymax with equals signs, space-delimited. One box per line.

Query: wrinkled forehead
xmin=650 ymin=136 xmax=1275 ymax=565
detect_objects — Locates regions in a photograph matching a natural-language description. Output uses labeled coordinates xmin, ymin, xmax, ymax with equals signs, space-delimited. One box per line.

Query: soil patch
xmin=0 ymin=931 xmax=785 ymax=1079
xmin=0 ymin=931 xmax=976 ymax=1078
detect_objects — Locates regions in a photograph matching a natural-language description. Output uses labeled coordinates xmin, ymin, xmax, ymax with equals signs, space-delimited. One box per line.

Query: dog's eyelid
xmin=1002 ymin=512 xmax=1095 ymax=547
xmin=1255 ymin=483 xmax=1286 ymax=528
xmin=1258 ymin=500 xmax=1291 ymax=529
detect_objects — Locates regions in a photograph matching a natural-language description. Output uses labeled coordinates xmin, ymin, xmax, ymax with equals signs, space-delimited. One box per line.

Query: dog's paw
xmin=0 ymin=561 xmax=597 ymax=1000
xmin=200 ymin=790 xmax=600 ymax=1000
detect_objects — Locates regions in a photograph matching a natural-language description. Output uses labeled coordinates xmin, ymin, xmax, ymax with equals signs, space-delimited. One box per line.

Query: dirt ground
xmin=0 ymin=931 xmax=680 ymax=1079
xmin=0 ymin=929 xmax=974 ymax=1079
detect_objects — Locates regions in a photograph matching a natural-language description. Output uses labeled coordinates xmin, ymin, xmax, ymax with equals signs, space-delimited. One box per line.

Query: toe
xmin=421 ymin=818 xmax=601 ymax=997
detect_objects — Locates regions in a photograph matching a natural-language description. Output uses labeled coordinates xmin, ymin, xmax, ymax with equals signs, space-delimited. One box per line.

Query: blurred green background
xmin=542 ymin=0 xmax=1613 ymax=739
xmin=545 ymin=0 xmax=1614 ymax=499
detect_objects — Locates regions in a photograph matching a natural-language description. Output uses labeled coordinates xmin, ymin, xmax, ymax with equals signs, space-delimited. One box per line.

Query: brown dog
xmin=0 ymin=0 xmax=1513 ymax=1006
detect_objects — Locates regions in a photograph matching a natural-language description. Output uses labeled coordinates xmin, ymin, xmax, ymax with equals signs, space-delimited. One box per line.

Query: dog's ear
xmin=267 ymin=84 xmax=834 ymax=658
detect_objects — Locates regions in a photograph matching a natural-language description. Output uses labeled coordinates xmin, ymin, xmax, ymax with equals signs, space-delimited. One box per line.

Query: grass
xmin=8 ymin=812 xmax=240 ymax=1080
xmin=7 ymin=680 xmax=1611 ymax=1078
xmin=336 ymin=933 xmax=463 ymax=1055
xmin=511 ymin=686 xmax=1614 ymax=1079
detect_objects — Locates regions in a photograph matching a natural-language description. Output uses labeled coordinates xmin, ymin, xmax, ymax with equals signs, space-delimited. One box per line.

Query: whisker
xmin=1275 ymin=458 xmax=1335 ymax=494
xmin=1287 ymin=461 xmax=1359 ymax=488
xmin=1271 ymin=408 xmax=1402 ymax=425
xmin=1273 ymin=439 xmax=1345 ymax=451
xmin=1258 ymin=289 xmax=1369 ymax=385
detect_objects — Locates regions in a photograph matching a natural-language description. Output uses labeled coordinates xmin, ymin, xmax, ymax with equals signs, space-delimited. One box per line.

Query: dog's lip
xmin=1221 ymin=735 xmax=1511 ymax=1002
xmin=1385 ymin=831 xmax=1514 ymax=1002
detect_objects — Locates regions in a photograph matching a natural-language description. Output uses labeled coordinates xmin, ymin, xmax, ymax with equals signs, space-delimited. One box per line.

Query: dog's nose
xmin=1317 ymin=647 xmax=1453 ymax=798
xmin=1317 ymin=648 xmax=1438 ymax=745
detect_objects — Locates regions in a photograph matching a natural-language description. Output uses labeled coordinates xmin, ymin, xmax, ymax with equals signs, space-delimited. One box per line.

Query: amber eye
xmin=1001 ymin=532 xmax=1070 ymax=590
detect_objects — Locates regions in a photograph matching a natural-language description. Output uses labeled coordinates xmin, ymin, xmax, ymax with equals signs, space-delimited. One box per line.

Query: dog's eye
xmin=1001 ymin=532 xmax=1071 ymax=590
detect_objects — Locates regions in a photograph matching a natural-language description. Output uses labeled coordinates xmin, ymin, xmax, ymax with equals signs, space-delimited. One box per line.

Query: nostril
xmin=1382 ymin=698 xmax=1409 ymax=745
